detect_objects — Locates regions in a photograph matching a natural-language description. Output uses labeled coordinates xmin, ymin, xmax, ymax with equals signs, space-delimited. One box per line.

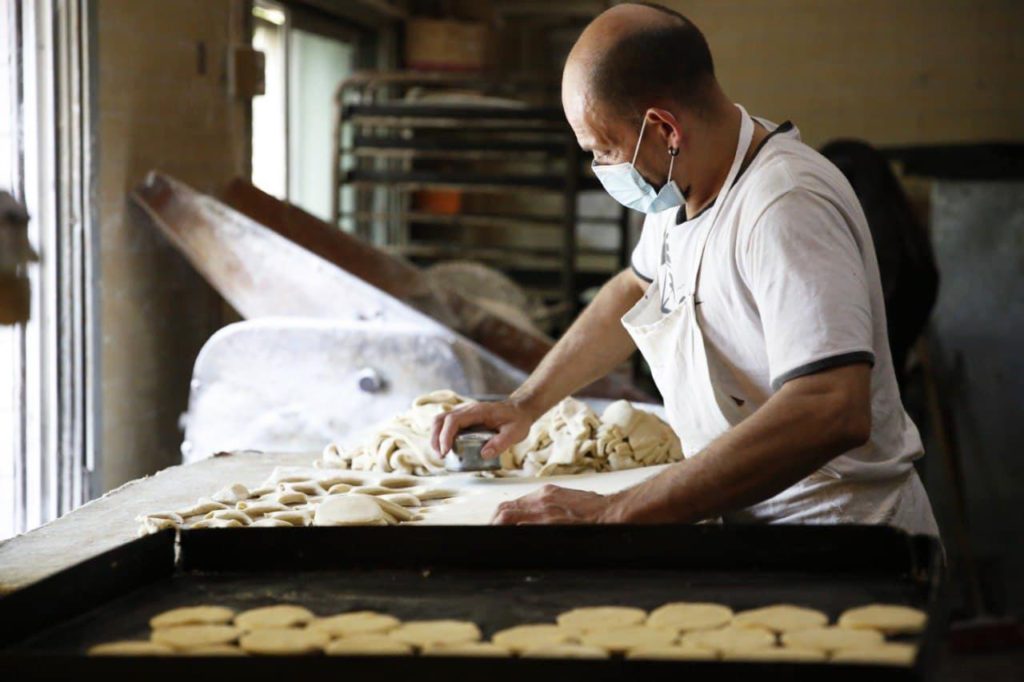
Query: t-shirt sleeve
xmin=630 ymin=214 xmax=662 ymax=283
xmin=741 ymin=189 xmax=876 ymax=391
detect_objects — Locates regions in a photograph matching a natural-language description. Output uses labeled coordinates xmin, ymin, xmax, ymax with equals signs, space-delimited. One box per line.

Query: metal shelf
xmin=343 ymin=169 xmax=603 ymax=193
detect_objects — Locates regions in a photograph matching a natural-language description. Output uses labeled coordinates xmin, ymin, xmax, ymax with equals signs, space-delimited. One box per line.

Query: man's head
xmin=563 ymin=3 xmax=720 ymax=200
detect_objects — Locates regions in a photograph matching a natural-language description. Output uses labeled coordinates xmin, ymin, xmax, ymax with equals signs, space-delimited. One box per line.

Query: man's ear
xmin=646 ymin=107 xmax=682 ymax=152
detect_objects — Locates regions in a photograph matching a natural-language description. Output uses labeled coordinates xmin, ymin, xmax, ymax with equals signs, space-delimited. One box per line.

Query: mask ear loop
xmin=667 ymin=146 xmax=678 ymax=180
xmin=630 ymin=116 xmax=650 ymax=166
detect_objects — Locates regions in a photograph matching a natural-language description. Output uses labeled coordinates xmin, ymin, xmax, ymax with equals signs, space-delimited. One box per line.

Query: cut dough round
xmin=627 ymin=644 xmax=717 ymax=661
xmin=838 ymin=604 xmax=927 ymax=635
xmin=681 ymin=626 xmax=776 ymax=653
xmin=388 ymin=620 xmax=481 ymax=648
xmin=325 ymin=636 xmax=414 ymax=656
xmin=492 ymin=624 xmax=574 ymax=652
xmin=181 ymin=644 xmax=247 ymax=656
xmin=723 ymin=646 xmax=827 ymax=662
xmin=732 ymin=605 xmax=828 ymax=633
xmin=648 ymin=602 xmax=734 ymax=632
xmin=150 ymin=605 xmax=236 ymax=629
xmin=422 ymin=642 xmax=511 ymax=657
xmin=307 ymin=611 xmax=401 ymax=637
xmin=557 ymin=606 xmax=647 ymax=632
xmin=521 ymin=643 xmax=610 ymax=659
xmin=782 ymin=626 xmax=884 ymax=653
xmin=151 ymin=625 xmax=240 ymax=650
xmin=313 ymin=494 xmax=389 ymax=526
xmin=235 ymin=604 xmax=315 ymax=630
xmin=88 ymin=641 xmax=175 ymax=656
xmin=580 ymin=625 xmax=676 ymax=653
xmin=239 ymin=627 xmax=329 ymax=655
xmin=831 ymin=643 xmax=917 ymax=666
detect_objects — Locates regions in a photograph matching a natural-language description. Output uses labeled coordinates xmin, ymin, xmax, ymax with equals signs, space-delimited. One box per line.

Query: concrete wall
xmin=668 ymin=0 xmax=1024 ymax=147
xmin=97 ymin=0 xmax=248 ymax=491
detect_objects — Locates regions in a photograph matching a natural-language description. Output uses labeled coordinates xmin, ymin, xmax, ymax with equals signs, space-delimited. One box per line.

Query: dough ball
xmin=626 ymin=644 xmax=718 ymax=661
xmin=325 ymin=635 xmax=414 ymax=656
xmin=150 ymin=605 xmax=236 ymax=629
xmin=782 ymin=626 xmax=884 ymax=653
xmin=838 ymin=604 xmax=927 ymax=635
xmin=831 ymin=643 xmax=917 ymax=666
xmin=313 ymin=494 xmax=389 ymax=527
xmin=151 ymin=624 xmax=241 ymax=650
xmin=647 ymin=602 xmax=734 ymax=632
xmin=388 ymin=620 xmax=481 ymax=648
xmin=307 ymin=611 xmax=401 ymax=637
xmin=422 ymin=642 xmax=511 ymax=657
xmin=732 ymin=604 xmax=828 ymax=633
xmin=579 ymin=625 xmax=677 ymax=653
xmin=88 ymin=641 xmax=175 ymax=656
xmin=556 ymin=606 xmax=647 ymax=632
xmin=521 ymin=643 xmax=610 ymax=659
xmin=723 ymin=646 xmax=827 ymax=662
xmin=235 ymin=604 xmax=315 ymax=630
xmin=680 ymin=626 xmax=776 ymax=653
xmin=491 ymin=624 xmax=574 ymax=652
xmin=239 ymin=627 xmax=329 ymax=655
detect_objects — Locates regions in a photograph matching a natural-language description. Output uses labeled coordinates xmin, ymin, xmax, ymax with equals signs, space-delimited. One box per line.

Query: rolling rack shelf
xmin=331 ymin=72 xmax=631 ymax=328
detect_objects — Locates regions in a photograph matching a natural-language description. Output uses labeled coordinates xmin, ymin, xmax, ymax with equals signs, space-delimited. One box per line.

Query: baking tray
xmin=0 ymin=525 xmax=945 ymax=681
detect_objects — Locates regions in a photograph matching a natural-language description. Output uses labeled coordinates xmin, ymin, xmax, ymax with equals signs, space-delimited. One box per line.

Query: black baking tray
xmin=0 ymin=525 xmax=945 ymax=681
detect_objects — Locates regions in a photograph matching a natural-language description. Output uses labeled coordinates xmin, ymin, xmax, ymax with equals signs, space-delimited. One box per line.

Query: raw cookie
xmin=150 ymin=605 xmax=236 ymax=629
xmin=831 ymin=643 xmax=917 ymax=666
xmin=88 ymin=641 xmax=175 ymax=656
xmin=838 ymin=604 xmax=927 ymax=635
xmin=307 ymin=611 xmax=400 ymax=637
xmin=313 ymin=494 xmax=389 ymax=526
xmin=325 ymin=636 xmax=413 ymax=656
xmin=557 ymin=606 xmax=647 ymax=632
xmin=521 ymin=643 xmax=610 ymax=659
xmin=239 ymin=627 xmax=329 ymax=655
xmin=422 ymin=642 xmax=511 ymax=657
xmin=681 ymin=626 xmax=776 ymax=653
xmin=782 ymin=626 xmax=884 ymax=653
xmin=235 ymin=604 xmax=315 ymax=630
xmin=723 ymin=647 xmax=827 ymax=662
xmin=627 ymin=644 xmax=717 ymax=660
xmin=388 ymin=620 xmax=481 ymax=648
xmin=648 ymin=602 xmax=734 ymax=632
xmin=580 ymin=625 xmax=677 ymax=653
xmin=732 ymin=605 xmax=828 ymax=633
xmin=492 ymin=624 xmax=574 ymax=652
xmin=151 ymin=625 xmax=240 ymax=650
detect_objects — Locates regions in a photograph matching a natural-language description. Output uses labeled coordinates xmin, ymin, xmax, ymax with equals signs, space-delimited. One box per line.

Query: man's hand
xmin=431 ymin=400 xmax=536 ymax=459
xmin=491 ymin=485 xmax=611 ymax=524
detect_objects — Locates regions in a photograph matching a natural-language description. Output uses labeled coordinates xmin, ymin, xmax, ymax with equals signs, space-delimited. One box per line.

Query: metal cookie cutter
xmin=444 ymin=427 xmax=501 ymax=472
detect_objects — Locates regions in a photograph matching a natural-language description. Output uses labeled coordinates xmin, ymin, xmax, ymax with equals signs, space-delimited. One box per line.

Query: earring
xmin=668 ymin=147 xmax=679 ymax=157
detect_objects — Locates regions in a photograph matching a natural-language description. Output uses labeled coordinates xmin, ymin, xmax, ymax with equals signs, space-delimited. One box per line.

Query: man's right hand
xmin=430 ymin=400 xmax=537 ymax=459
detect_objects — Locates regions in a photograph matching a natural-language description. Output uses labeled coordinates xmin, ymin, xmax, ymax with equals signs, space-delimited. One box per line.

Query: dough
xmin=279 ymin=481 xmax=324 ymax=496
xmin=579 ymin=625 xmax=677 ymax=653
xmin=318 ymin=475 xmax=365 ymax=488
xmin=349 ymin=485 xmax=394 ymax=496
xmin=732 ymin=605 xmax=829 ymax=633
xmin=388 ymin=620 xmax=481 ymax=648
xmin=521 ymin=643 xmax=609 ymax=659
xmin=138 ymin=516 xmax=180 ymax=534
xmin=250 ymin=518 xmax=293 ymax=528
xmin=267 ymin=510 xmax=311 ymax=526
xmin=88 ymin=641 xmax=175 ymax=656
xmin=239 ymin=627 xmax=329 ymax=655
xmin=313 ymin=494 xmax=389 ymax=526
xmin=556 ymin=606 xmax=647 ymax=632
xmin=204 ymin=509 xmax=253 ymax=525
xmin=235 ymin=501 xmax=287 ymax=517
xmin=325 ymin=636 xmax=413 ymax=656
xmin=175 ymin=498 xmax=228 ymax=518
xmin=491 ymin=624 xmax=574 ymax=652
xmin=307 ymin=611 xmax=401 ymax=637
xmin=373 ymin=495 xmax=416 ymax=522
xmin=782 ymin=626 xmax=884 ymax=653
xmin=272 ymin=491 xmax=308 ymax=506
xmin=182 ymin=644 xmax=247 ymax=656
xmin=150 ymin=605 xmax=235 ymax=629
xmin=422 ymin=642 xmax=511 ymax=657
xmin=235 ymin=605 xmax=315 ymax=630
xmin=648 ymin=602 xmax=734 ymax=632
xmin=838 ymin=604 xmax=927 ymax=635
xmin=680 ymin=626 xmax=776 ymax=653
xmin=831 ymin=643 xmax=917 ymax=665
xmin=626 ymin=644 xmax=718 ymax=660
xmin=378 ymin=475 xmax=420 ymax=489
xmin=190 ymin=518 xmax=243 ymax=529
xmin=326 ymin=483 xmax=353 ymax=495
xmin=408 ymin=487 xmax=457 ymax=501
xmin=380 ymin=492 xmax=421 ymax=507
xmin=723 ymin=646 xmax=828 ymax=662
xmin=151 ymin=625 xmax=240 ymax=650
xmin=211 ymin=483 xmax=251 ymax=504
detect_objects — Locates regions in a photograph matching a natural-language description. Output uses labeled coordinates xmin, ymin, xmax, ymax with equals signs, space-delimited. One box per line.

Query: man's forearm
xmin=510 ymin=269 xmax=644 ymax=418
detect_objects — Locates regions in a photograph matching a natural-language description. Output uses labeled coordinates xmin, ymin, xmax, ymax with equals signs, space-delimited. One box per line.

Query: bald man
xmin=432 ymin=3 xmax=938 ymax=535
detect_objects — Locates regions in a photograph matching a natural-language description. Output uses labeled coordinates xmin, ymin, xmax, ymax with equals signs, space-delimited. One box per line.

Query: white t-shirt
xmin=631 ymin=116 xmax=924 ymax=481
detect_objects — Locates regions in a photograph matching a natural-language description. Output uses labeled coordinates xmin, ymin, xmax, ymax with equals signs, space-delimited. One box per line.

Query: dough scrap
xmin=388 ymin=620 xmax=481 ymax=648
xmin=272 ymin=491 xmax=308 ymax=506
xmin=307 ymin=611 xmax=401 ymax=637
xmin=627 ymin=644 xmax=718 ymax=660
xmin=557 ymin=606 xmax=647 ymax=632
xmin=838 ymin=604 xmax=927 ymax=635
xmin=380 ymin=492 xmax=421 ymax=507
xmin=175 ymin=498 xmax=228 ymax=518
xmin=579 ymin=625 xmax=677 ymax=653
xmin=681 ymin=626 xmax=776 ymax=653
xmin=325 ymin=636 xmax=413 ymax=656
xmin=648 ymin=602 xmax=734 ymax=632
xmin=422 ymin=642 xmax=511 ymax=657
xmin=250 ymin=518 xmax=293 ymax=528
xmin=313 ymin=494 xmax=389 ymax=526
xmin=211 ymin=483 xmax=251 ymax=504
xmin=723 ymin=646 xmax=828 ymax=662
xmin=235 ymin=501 xmax=287 ymax=517
xmin=521 ymin=643 xmax=610 ymax=659
xmin=235 ymin=604 xmax=315 ymax=630
xmin=204 ymin=509 xmax=252 ymax=525
xmin=326 ymin=483 xmax=353 ymax=495
xmin=408 ymin=487 xmax=457 ymax=501
xmin=492 ymin=624 xmax=574 ymax=652
xmin=190 ymin=518 xmax=243 ymax=529
xmin=150 ymin=605 xmax=235 ymax=629
xmin=378 ymin=475 xmax=420 ymax=489
xmin=151 ymin=624 xmax=240 ymax=650
xmin=238 ymin=627 xmax=329 ymax=655
xmin=182 ymin=644 xmax=248 ymax=656
xmin=782 ymin=626 xmax=884 ymax=653
xmin=732 ymin=605 xmax=828 ymax=633
xmin=831 ymin=643 xmax=917 ymax=666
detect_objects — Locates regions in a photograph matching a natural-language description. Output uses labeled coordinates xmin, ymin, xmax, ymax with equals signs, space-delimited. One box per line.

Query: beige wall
xmin=664 ymin=0 xmax=1024 ymax=147
xmin=98 ymin=0 xmax=248 ymax=491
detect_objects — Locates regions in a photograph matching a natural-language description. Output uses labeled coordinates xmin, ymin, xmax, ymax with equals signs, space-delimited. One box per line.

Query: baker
xmin=432 ymin=2 xmax=938 ymax=536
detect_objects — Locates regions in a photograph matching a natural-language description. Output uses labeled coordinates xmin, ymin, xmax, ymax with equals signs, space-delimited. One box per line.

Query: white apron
xmin=620 ymin=106 xmax=938 ymax=537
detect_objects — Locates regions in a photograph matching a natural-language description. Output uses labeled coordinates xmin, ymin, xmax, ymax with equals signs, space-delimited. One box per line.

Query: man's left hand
xmin=491 ymin=485 xmax=612 ymax=525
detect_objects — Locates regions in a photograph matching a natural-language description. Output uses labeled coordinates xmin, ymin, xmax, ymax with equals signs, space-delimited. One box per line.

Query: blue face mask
xmin=591 ymin=117 xmax=684 ymax=214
